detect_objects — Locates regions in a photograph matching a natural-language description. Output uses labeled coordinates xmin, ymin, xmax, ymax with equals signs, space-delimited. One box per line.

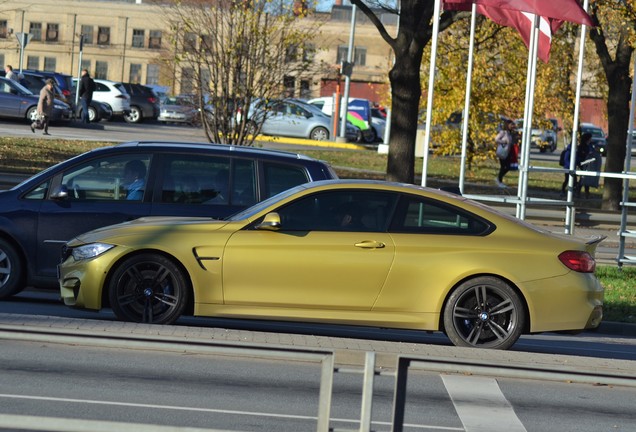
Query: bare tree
xmin=163 ymin=0 xmax=325 ymax=145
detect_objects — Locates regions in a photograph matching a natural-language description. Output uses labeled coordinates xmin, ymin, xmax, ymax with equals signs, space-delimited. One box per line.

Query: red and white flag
xmin=443 ymin=0 xmax=592 ymax=62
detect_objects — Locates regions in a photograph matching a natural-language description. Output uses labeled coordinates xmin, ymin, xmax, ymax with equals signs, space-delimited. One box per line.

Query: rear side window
xmin=262 ymin=162 xmax=309 ymax=198
xmin=390 ymin=194 xmax=491 ymax=235
xmin=160 ymin=154 xmax=231 ymax=205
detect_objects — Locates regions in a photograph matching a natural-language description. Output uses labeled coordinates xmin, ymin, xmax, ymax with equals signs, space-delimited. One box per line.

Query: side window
xmin=231 ymin=159 xmax=256 ymax=206
xmin=263 ymin=162 xmax=309 ymax=199
xmin=275 ymin=190 xmax=396 ymax=232
xmin=390 ymin=195 xmax=490 ymax=235
xmin=24 ymin=180 xmax=50 ymax=200
xmin=160 ymin=154 xmax=231 ymax=205
xmin=60 ymin=155 xmax=150 ymax=201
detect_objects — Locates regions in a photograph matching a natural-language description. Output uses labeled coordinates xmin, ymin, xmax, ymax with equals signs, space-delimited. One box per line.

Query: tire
xmin=88 ymin=106 xmax=98 ymax=122
xmin=0 ymin=238 xmax=25 ymax=299
xmin=443 ymin=276 xmax=525 ymax=350
xmin=363 ymin=128 xmax=377 ymax=144
xmin=310 ymin=126 xmax=329 ymax=141
xmin=26 ymin=107 xmax=38 ymax=123
xmin=108 ymin=253 xmax=189 ymax=324
xmin=124 ymin=106 xmax=142 ymax=124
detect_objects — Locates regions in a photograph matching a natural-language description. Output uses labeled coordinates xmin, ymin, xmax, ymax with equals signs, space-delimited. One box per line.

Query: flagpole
xmin=459 ymin=4 xmax=478 ymax=194
xmin=516 ymin=14 xmax=540 ymax=219
xmin=565 ymin=0 xmax=589 ymax=234
xmin=422 ymin=0 xmax=442 ymax=187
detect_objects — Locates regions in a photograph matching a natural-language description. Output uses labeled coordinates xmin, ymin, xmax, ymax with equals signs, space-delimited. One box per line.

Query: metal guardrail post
xmin=317 ymin=353 xmax=335 ymax=432
xmin=390 ymin=357 xmax=411 ymax=432
xmin=358 ymin=351 xmax=376 ymax=432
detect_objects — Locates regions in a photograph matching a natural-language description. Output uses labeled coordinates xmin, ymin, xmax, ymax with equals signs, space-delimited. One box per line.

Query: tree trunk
xmin=602 ymin=64 xmax=631 ymax=210
xmin=387 ymin=49 xmax=425 ymax=183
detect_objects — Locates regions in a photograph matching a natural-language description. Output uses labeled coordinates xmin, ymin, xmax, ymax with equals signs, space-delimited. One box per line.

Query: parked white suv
xmin=73 ymin=78 xmax=131 ymax=118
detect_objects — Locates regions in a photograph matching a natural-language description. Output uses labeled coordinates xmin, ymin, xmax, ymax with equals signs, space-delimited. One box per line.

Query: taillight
xmin=558 ymin=251 xmax=596 ymax=273
xmin=62 ymin=89 xmax=71 ymax=96
xmin=148 ymin=97 xmax=157 ymax=103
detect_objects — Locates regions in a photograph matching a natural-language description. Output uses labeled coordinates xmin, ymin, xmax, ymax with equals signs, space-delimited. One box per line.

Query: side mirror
xmin=255 ymin=212 xmax=281 ymax=231
xmin=50 ymin=185 xmax=70 ymax=200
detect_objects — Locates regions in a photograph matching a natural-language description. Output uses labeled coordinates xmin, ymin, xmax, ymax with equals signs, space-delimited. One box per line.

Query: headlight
xmin=71 ymin=243 xmax=115 ymax=261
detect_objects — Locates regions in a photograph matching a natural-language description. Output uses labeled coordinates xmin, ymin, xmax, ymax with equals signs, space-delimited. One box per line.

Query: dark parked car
xmin=0 ymin=141 xmax=337 ymax=298
xmin=22 ymin=69 xmax=74 ymax=102
xmin=580 ymin=123 xmax=607 ymax=155
xmin=76 ymin=99 xmax=113 ymax=122
xmin=121 ymin=83 xmax=160 ymax=123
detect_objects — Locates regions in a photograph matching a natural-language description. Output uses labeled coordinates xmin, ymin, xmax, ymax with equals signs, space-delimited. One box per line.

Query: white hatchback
xmin=73 ymin=78 xmax=131 ymax=117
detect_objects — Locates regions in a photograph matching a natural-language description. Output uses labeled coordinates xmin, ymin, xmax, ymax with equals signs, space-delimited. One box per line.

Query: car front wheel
xmin=0 ymin=238 xmax=25 ymax=299
xmin=443 ymin=276 xmax=525 ymax=350
xmin=108 ymin=253 xmax=189 ymax=324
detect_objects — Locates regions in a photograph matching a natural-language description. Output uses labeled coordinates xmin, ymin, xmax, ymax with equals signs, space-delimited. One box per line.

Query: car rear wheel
xmin=124 ymin=106 xmax=142 ymax=124
xmin=26 ymin=107 xmax=38 ymax=123
xmin=443 ymin=276 xmax=524 ymax=350
xmin=310 ymin=126 xmax=329 ymax=141
xmin=88 ymin=106 xmax=98 ymax=122
xmin=0 ymin=238 xmax=25 ymax=299
xmin=108 ymin=253 xmax=189 ymax=324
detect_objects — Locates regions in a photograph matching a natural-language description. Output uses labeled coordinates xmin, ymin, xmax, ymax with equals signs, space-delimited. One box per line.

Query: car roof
xmin=113 ymin=141 xmax=320 ymax=161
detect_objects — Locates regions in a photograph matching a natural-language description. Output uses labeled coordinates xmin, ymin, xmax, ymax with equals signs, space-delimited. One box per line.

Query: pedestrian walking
xmin=31 ymin=78 xmax=55 ymax=135
xmin=560 ymin=132 xmax=591 ymax=197
xmin=4 ymin=65 xmax=18 ymax=81
xmin=579 ymin=134 xmax=602 ymax=199
xmin=495 ymin=119 xmax=519 ymax=188
xmin=77 ymin=69 xmax=95 ymax=124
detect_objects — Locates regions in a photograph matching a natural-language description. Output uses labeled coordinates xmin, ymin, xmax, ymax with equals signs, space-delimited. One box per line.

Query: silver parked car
xmin=248 ymin=98 xmax=358 ymax=141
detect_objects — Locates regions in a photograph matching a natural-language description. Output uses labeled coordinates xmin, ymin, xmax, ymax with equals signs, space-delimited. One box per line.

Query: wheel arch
xmin=101 ymin=248 xmax=195 ymax=316
xmin=437 ymin=273 xmax=531 ymax=335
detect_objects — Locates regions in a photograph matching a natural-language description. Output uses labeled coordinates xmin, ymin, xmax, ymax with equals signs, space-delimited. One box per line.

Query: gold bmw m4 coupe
xmin=59 ymin=180 xmax=604 ymax=349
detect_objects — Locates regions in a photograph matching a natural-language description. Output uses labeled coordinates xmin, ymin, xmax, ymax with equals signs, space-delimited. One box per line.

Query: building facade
xmin=0 ymin=1 xmax=395 ymax=105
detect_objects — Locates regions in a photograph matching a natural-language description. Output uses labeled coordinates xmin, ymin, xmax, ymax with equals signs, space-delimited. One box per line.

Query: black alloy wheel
xmin=108 ymin=253 xmax=189 ymax=324
xmin=443 ymin=276 xmax=525 ymax=350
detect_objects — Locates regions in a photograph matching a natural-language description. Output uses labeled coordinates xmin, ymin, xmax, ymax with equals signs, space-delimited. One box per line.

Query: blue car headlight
xmin=71 ymin=243 xmax=115 ymax=261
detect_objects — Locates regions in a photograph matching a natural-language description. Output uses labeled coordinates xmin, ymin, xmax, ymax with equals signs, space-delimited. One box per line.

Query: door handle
xmin=354 ymin=241 xmax=386 ymax=249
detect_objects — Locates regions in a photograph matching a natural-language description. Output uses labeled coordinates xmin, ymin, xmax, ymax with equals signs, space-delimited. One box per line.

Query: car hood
xmin=69 ymin=216 xmax=230 ymax=246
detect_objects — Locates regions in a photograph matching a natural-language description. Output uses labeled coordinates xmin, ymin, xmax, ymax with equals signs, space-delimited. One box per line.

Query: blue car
xmin=0 ymin=141 xmax=337 ymax=298
xmin=0 ymin=77 xmax=72 ymax=123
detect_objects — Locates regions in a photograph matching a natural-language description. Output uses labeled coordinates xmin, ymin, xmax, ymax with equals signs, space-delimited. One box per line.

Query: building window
xmin=336 ymin=45 xmax=348 ymax=64
xmin=46 ymin=23 xmax=59 ymax=42
xmin=27 ymin=56 xmax=39 ymax=70
xmin=283 ymin=76 xmax=295 ymax=97
xmin=184 ymin=32 xmax=197 ymax=53
xmin=303 ymin=44 xmax=315 ymax=62
xmin=0 ymin=20 xmax=7 ymax=39
xmin=300 ymin=80 xmax=310 ymax=99
xmin=149 ymin=30 xmax=161 ymax=49
xmin=146 ymin=64 xmax=159 ymax=85
xmin=129 ymin=64 xmax=142 ymax=83
xmin=30 ymin=23 xmax=42 ymax=41
xmin=201 ymin=69 xmax=211 ymax=92
xmin=97 ymin=27 xmax=110 ymax=45
xmin=0 ymin=54 xmax=4 ymax=68
xmin=180 ymin=67 xmax=194 ymax=94
xmin=132 ymin=29 xmax=144 ymax=48
xmin=354 ymin=47 xmax=366 ymax=66
xmin=43 ymin=57 xmax=56 ymax=71
xmin=95 ymin=61 xmax=108 ymax=79
xmin=200 ymin=34 xmax=212 ymax=54
xmin=285 ymin=45 xmax=298 ymax=63
xmin=81 ymin=25 xmax=93 ymax=45
xmin=81 ymin=59 xmax=91 ymax=72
